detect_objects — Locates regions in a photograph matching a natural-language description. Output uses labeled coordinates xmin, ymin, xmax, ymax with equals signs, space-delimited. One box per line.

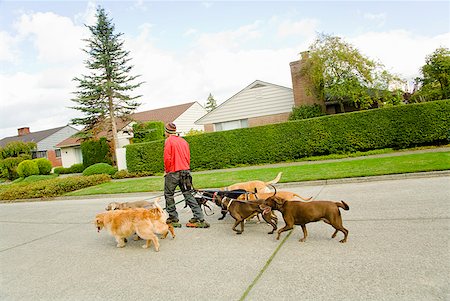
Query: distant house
xmin=56 ymin=102 xmax=207 ymax=168
xmin=195 ymin=80 xmax=295 ymax=132
xmin=0 ymin=126 xmax=79 ymax=167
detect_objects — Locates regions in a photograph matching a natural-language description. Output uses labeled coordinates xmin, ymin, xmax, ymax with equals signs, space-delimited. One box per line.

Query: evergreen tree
xmin=71 ymin=7 xmax=142 ymax=164
xmin=205 ymin=93 xmax=217 ymax=112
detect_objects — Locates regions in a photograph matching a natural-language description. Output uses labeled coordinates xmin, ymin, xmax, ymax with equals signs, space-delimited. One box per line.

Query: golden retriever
xmin=95 ymin=207 xmax=175 ymax=251
xmin=224 ymin=172 xmax=283 ymax=194
xmin=241 ymin=190 xmax=312 ymax=201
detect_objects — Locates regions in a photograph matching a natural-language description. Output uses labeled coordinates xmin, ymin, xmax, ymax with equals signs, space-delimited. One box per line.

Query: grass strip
xmin=239 ymin=229 xmax=293 ymax=301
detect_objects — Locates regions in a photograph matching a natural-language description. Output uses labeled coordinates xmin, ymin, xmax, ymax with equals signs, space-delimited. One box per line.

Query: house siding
xmin=60 ymin=146 xmax=82 ymax=168
xmin=173 ymin=102 xmax=207 ymax=135
xmin=37 ymin=126 xmax=78 ymax=151
xmin=196 ymin=81 xmax=294 ymax=125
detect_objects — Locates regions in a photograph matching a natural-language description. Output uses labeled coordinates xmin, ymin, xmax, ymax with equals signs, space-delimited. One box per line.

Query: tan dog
xmin=95 ymin=207 xmax=175 ymax=251
xmin=105 ymin=199 xmax=158 ymax=211
xmin=224 ymin=172 xmax=283 ymax=194
xmin=263 ymin=196 xmax=349 ymax=243
xmin=238 ymin=190 xmax=312 ymax=201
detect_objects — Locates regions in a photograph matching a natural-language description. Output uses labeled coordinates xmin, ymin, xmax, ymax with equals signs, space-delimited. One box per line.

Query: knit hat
xmin=165 ymin=122 xmax=177 ymax=134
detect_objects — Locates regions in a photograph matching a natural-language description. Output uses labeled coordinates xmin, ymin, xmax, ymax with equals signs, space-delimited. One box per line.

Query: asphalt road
xmin=0 ymin=174 xmax=449 ymax=301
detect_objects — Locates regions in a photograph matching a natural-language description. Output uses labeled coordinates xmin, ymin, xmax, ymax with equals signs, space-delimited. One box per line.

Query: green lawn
xmin=66 ymin=151 xmax=450 ymax=196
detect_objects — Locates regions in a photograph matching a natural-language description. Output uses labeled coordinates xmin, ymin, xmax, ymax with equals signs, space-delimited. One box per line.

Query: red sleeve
xmin=164 ymin=138 xmax=172 ymax=173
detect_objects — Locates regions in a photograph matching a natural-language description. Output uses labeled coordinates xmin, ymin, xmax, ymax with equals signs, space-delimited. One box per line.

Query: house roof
xmin=56 ymin=102 xmax=197 ymax=147
xmin=0 ymin=126 xmax=68 ymax=148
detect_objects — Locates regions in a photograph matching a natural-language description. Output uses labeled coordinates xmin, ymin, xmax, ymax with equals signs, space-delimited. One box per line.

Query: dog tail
xmin=337 ymin=201 xmax=349 ymax=211
xmin=266 ymin=172 xmax=283 ymax=185
xmin=293 ymin=193 xmax=313 ymax=201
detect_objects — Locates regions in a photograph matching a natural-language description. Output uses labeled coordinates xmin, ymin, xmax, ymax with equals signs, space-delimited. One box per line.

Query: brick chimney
xmin=290 ymin=51 xmax=325 ymax=110
xmin=18 ymin=127 xmax=30 ymax=136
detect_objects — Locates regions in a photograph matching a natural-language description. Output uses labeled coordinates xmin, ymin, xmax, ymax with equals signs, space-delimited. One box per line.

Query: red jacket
xmin=164 ymin=135 xmax=191 ymax=173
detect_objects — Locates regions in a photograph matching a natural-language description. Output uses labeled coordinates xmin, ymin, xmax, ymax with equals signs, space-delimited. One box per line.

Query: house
xmin=195 ymin=80 xmax=295 ymax=132
xmin=56 ymin=102 xmax=207 ymax=168
xmin=0 ymin=125 xmax=79 ymax=167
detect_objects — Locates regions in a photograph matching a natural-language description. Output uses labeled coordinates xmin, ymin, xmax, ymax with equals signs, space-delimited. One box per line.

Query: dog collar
xmin=226 ymin=199 xmax=233 ymax=210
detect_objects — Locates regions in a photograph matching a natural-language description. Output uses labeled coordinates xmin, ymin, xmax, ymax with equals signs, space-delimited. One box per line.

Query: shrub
xmin=17 ymin=160 xmax=40 ymax=178
xmin=132 ymin=121 xmax=165 ymax=143
xmin=81 ymin=138 xmax=112 ymax=168
xmin=82 ymin=163 xmax=117 ymax=176
xmin=0 ymin=155 xmax=31 ymax=180
xmin=0 ymin=174 xmax=111 ymax=200
xmin=126 ymin=100 xmax=450 ymax=173
xmin=289 ymin=104 xmax=326 ymax=120
xmin=33 ymin=158 xmax=52 ymax=175
xmin=53 ymin=163 xmax=86 ymax=175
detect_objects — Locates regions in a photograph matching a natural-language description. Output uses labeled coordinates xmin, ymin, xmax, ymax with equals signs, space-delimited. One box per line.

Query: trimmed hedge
xmin=17 ymin=160 xmax=40 ymax=178
xmin=132 ymin=121 xmax=165 ymax=143
xmin=82 ymin=163 xmax=117 ymax=176
xmin=81 ymin=138 xmax=112 ymax=168
xmin=0 ymin=155 xmax=31 ymax=180
xmin=0 ymin=174 xmax=111 ymax=200
xmin=54 ymin=163 xmax=85 ymax=175
xmin=126 ymin=100 xmax=450 ymax=173
xmin=33 ymin=158 xmax=52 ymax=175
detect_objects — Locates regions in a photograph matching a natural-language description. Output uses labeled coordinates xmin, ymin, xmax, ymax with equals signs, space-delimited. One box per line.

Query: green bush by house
xmin=132 ymin=121 xmax=165 ymax=143
xmin=33 ymin=158 xmax=52 ymax=175
xmin=54 ymin=163 xmax=85 ymax=175
xmin=17 ymin=160 xmax=40 ymax=178
xmin=81 ymin=138 xmax=112 ymax=168
xmin=126 ymin=100 xmax=450 ymax=173
xmin=82 ymin=163 xmax=117 ymax=176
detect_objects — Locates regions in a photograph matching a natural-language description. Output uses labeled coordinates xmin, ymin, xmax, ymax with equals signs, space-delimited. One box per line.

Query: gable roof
xmin=196 ymin=80 xmax=293 ymax=124
xmin=0 ymin=126 xmax=69 ymax=148
xmin=56 ymin=102 xmax=198 ymax=148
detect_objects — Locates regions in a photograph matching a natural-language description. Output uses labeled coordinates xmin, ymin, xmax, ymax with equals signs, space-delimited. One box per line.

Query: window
xmin=55 ymin=149 xmax=61 ymax=158
xmin=32 ymin=150 xmax=47 ymax=159
xmin=214 ymin=119 xmax=248 ymax=132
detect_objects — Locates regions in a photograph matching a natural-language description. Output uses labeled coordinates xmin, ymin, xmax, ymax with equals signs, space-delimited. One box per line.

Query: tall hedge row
xmin=126 ymin=100 xmax=450 ymax=173
xmin=81 ymin=137 xmax=112 ymax=168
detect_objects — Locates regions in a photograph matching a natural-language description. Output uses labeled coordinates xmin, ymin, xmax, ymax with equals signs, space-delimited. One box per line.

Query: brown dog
xmin=224 ymin=172 xmax=282 ymax=193
xmin=212 ymin=195 xmax=277 ymax=235
xmin=95 ymin=207 xmax=175 ymax=251
xmin=263 ymin=196 xmax=349 ymax=243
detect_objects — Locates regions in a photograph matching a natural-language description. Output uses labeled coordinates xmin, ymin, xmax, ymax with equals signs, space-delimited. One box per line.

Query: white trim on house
xmin=195 ymin=80 xmax=294 ymax=127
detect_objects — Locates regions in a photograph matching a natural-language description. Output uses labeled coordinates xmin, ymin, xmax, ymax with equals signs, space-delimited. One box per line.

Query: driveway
xmin=0 ymin=174 xmax=448 ymax=301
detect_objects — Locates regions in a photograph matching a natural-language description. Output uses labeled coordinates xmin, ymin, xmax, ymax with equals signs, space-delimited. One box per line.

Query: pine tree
xmin=71 ymin=6 xmax=142 ymax=164
xmin=205 ymin=93 xmax=217 ymax=112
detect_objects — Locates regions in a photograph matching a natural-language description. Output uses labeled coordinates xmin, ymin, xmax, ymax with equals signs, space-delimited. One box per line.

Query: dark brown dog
xmin=263 ymin=196 xmax=349 ymax=243
xmin=212 ymin=195 xmax=277 ymax=235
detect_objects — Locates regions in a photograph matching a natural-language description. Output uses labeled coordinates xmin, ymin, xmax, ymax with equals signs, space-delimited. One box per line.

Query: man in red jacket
xmin=163 ymin=122 xmax=209 ymax=228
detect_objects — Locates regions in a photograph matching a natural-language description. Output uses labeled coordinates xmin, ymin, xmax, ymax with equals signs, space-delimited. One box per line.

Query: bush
xmin=0 ymin=155 xmax=31 ymax=180
xmin=0 ymin=174 xmax=111 ymax=200
xmin=81 ymin=138 xmax=112 ymax=168
xmin=132 ymin=121 xmax=165 ymax=143
xmin=126 ymin=100 xmax=450 ymax=173
xmin=82 ymin=163 xmax=117 ymax=176
xmin=33 ymin=158 xmax=52 ymax=175
xmin=289 ymin=104 xmax=326 ymax=120
xmin=53 ymin=163 xmax=86 ymax=175
xmin=17 ymin=160 xmax=40 ymax=178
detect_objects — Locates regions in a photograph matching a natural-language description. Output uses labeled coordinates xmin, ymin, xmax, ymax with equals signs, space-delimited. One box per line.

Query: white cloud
xmin=350 ymin=30 xmax=450 ymax=80
xmin=0 ymin=31 xmax=19 ymax=63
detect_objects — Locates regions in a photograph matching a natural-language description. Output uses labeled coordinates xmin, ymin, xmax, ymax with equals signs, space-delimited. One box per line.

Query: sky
xmin=0 ymin=0 xmax=449 ymax=139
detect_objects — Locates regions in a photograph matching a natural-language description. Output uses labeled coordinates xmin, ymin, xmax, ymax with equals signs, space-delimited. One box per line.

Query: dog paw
xmin=116 ymin=244 xmax=126 ymax=248
xmin=142 ymin=245 xmax=148 ymax=249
